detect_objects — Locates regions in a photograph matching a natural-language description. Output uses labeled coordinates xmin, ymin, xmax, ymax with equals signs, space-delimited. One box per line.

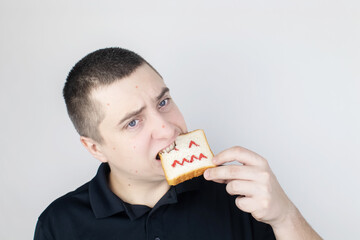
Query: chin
xmin=157 ymin=167 xmax=166 ymax=177
xmin=152 ymin=160 xmax=165 ymax=174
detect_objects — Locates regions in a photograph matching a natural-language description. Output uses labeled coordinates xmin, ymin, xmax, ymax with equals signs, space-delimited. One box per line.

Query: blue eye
xmin=128 ymin=119 xmax=138 ymax=128
xmin=159 ymin=98 xmax=169 ymax=107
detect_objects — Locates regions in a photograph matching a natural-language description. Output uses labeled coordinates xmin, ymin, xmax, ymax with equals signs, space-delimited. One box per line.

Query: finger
xmin=207 ymin=178 xmax=230 ymax=184
xmin=235 ymin=196 xmax=257 ymax=214
xmin=204 ymin=165 xmax=259 ymax=182
xmin=226 ymin=180 xmax=259 ymax=197
xmin=213 ymin=146 xmax=266 ymax=167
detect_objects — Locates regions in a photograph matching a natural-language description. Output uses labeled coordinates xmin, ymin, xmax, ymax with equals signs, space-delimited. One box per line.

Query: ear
xmin=80 ymin=136 xmax=108 ymax=163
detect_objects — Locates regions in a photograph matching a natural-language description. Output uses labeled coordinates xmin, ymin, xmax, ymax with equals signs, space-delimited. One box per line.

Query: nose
xmin=150 ymin=111 xmax=178 ymax=140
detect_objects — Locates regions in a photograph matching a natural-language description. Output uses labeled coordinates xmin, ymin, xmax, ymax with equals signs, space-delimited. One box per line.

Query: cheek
xmin=130 ymin=134 xmax=151 ymax=156
xmin=132 ymin=145 xmax=139 ymax=154
xmin=171 ymin=107 xmax=187 ymax=130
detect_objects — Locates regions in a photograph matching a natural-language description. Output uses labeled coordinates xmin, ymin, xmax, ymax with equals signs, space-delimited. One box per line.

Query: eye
xmin=128 ymin=119 xmax=139 ymax=128
xmin=159 ymin=98 xmax=170 ymax=108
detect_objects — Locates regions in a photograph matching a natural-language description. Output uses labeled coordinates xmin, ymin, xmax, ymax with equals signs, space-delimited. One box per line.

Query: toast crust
xmin=166 ymin=165 xmax=215 ymax=186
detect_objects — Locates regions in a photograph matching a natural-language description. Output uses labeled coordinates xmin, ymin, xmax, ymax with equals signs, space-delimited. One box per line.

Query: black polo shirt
xmin=34 ymin=163 xmax=275 ymax=240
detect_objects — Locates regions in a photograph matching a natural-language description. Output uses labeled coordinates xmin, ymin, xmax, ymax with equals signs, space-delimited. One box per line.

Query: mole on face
xmin=112 ymin=147 xmax=116 ymax=150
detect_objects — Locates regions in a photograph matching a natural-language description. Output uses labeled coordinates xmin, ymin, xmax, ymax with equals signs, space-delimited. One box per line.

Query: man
xmin=34 ymin=47 xmax=321 ymax=239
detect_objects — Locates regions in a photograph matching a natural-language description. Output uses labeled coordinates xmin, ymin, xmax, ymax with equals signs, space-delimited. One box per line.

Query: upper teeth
xmin=161 ymin=142 xmax=176 ymax=154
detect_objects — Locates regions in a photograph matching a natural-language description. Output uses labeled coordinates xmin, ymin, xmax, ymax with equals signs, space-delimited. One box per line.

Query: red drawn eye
xmin=189 ymin=140 xmax=199 ymax=148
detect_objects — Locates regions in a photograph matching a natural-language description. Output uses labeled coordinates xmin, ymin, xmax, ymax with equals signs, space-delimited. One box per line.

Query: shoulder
xmin=35 ymin=182 xmax=93 ymax=239
xmin=38 ymin=182 xmax=91 ymax=223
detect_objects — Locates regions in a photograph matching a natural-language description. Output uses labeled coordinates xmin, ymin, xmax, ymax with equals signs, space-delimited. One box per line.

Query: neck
xmin=108 ymin=171 xmax=170 ymax=208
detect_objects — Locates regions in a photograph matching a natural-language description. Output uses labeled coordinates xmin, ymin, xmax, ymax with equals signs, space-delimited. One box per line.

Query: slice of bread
xmin=160 ymin=129 xmax=216 ymax=185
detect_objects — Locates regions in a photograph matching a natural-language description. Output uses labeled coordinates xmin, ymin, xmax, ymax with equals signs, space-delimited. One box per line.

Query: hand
xmin=204 ymin=146 xmax=294 ymax=228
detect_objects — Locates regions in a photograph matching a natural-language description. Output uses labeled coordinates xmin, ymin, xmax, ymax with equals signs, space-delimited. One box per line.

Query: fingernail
xmin=204 ymin=170 xmax=210 ymax=179
xmin=212 ymin=157 xmax=217 ymax=164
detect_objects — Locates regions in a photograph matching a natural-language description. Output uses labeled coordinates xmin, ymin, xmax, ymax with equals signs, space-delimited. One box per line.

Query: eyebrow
xmin=117 ymin=87 xmax=170 ymax=126
xmin=156 ymin=87 xmax=170 ymax=101
xmin=118 ymin=105 xmax=146 ymax=127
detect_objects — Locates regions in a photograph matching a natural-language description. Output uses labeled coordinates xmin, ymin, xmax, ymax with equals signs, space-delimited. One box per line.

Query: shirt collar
xmin=89 ymin=163 xmax=202 ymax=220
xmin=89 ymin=163 xmax=125 ymax=219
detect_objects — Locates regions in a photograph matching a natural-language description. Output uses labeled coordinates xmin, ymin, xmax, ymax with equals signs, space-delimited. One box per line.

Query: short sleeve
xmin=34 ymin=219 xmax=53 ymax=240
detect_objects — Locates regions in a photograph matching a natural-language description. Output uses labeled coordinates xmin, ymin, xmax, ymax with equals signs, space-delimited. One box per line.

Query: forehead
xmin=91 ymin=64 xmax=166 ymax=118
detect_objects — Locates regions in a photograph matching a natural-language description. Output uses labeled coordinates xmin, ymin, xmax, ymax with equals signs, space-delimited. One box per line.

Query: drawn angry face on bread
xmin=159 ymin=129 xmax=216 ymax=185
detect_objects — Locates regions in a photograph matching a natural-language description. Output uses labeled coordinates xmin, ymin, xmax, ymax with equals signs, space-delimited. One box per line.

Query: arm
xmin=203 ymin=146 xmax=322 ymax=240
xmin=34 ymin=219 xmax=54 ymax=240
xmin=271 ymin=205 xmax=322 ymax=240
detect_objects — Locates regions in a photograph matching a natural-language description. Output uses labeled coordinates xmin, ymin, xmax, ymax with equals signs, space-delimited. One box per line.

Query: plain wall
xmin=1 ymin=0 xmax=359 ymax=239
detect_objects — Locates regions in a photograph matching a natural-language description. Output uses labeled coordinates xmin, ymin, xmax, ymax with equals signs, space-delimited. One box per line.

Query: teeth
xmin=160 ymin=142 xmax=176 ymax=154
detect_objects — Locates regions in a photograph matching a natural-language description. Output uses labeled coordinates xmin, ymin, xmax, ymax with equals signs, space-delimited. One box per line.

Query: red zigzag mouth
xmin=171 ymin=153 xmax=208 ymax=168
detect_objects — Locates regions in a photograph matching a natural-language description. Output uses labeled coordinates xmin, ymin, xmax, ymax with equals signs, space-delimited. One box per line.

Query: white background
xmin=1 ymin=0 xmax=359 ymax=239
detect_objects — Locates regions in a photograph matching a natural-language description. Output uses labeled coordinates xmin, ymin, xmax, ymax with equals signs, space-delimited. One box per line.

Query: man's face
xmin=91 ymin=64 xmax=187 ymax=183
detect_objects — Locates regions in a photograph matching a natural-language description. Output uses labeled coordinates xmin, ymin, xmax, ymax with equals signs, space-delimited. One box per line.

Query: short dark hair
xmin=63 ymin=47 xmax=150 ymax=143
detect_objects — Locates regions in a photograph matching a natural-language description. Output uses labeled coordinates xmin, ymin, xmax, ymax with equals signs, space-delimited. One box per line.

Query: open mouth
xmin=156 ymin=142 xmax=176 ymax=160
